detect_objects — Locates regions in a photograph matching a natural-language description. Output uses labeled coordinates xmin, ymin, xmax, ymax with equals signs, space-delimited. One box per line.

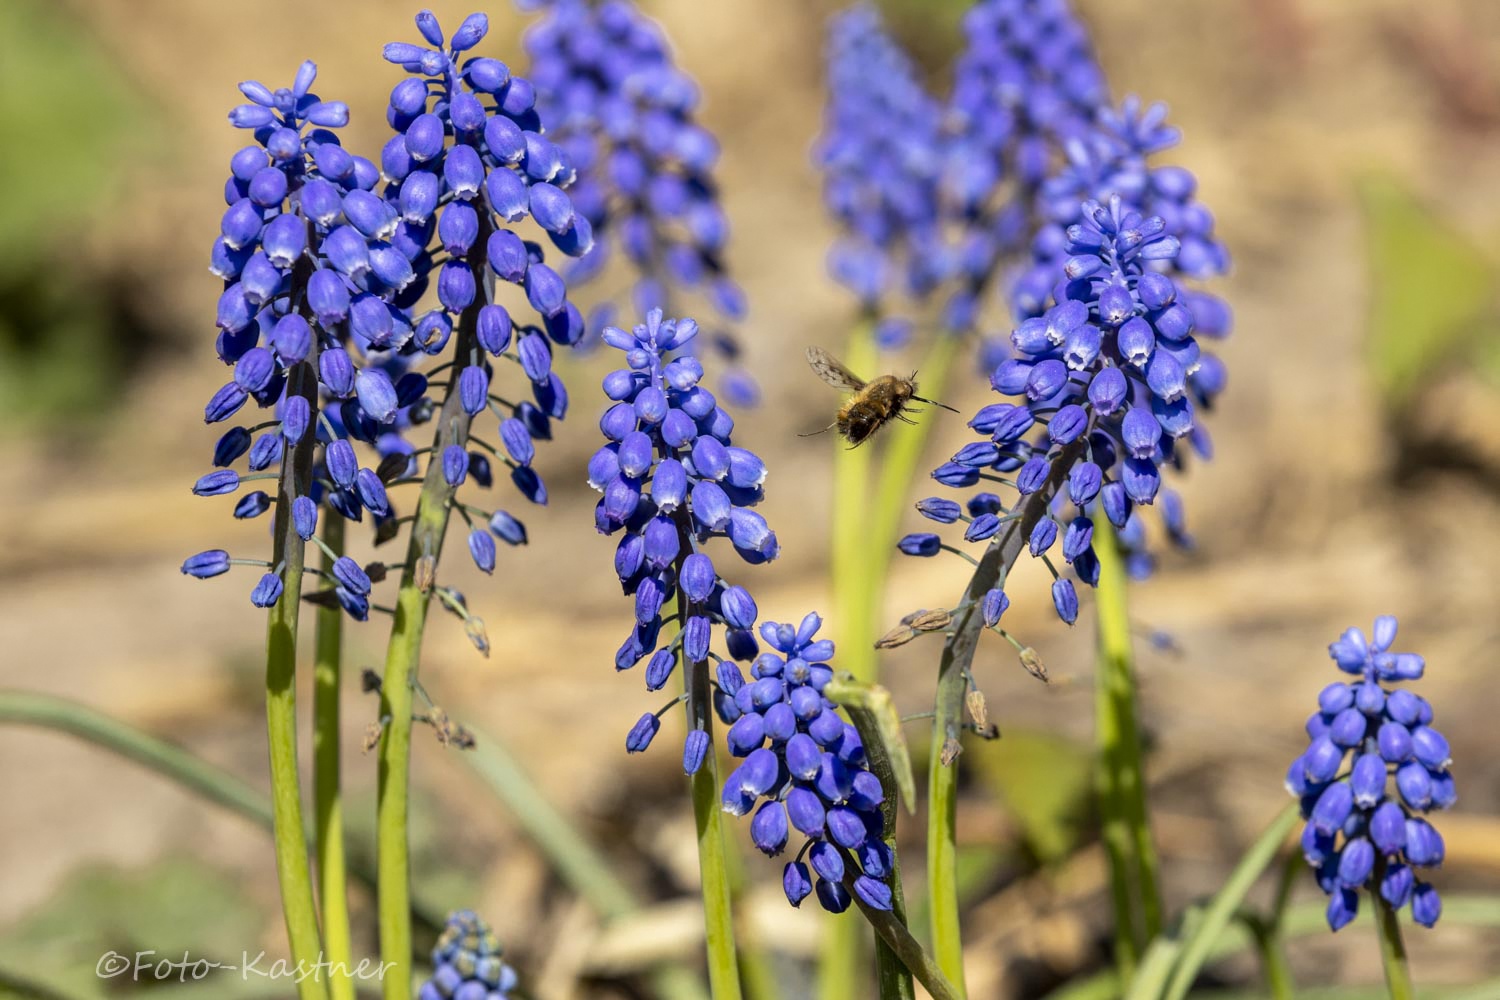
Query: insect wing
xmin=805 ymin=345 xmax=866 ymax=391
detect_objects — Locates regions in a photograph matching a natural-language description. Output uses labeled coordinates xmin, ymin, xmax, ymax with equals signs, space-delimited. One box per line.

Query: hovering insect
xmin=802 ymin=345 xmax=960 ymax=447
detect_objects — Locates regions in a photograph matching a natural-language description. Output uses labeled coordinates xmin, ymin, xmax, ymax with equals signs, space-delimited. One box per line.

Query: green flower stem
xmin=460 ymin=726 xmax=709 ymax=1000
xmin=265 ymin=323 xmax=331 ymax=1000
xmin=671 ymin=539 xmax=743 ymax=1000
xmin=1373 ymin=878 xmax=1414 ymax=1000
xmin=313 ymin=514 xmax=353 ymax=1000
xmin=377 ymin=217 xmax=493 ymax=1000
xmin=824 ymin=324 xmax=957 ymax=1000
xmin=927 ymin=440 xmax=1086 ymax=998
xmin=1091 ymin=517 xmax=1160 ymax=975
xmin=821 ymin=317 xmax=879 ymax=1000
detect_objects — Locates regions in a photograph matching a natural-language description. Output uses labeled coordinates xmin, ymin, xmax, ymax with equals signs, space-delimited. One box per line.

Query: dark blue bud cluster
xmin=594 ymin=309 xmax=895 ymax=911
xmin=719 ymin=615 xmax=895 ymax=915
xmin=418 ymin=909 xmax=519 ymax=1000
xmin=592 ymin=309 xmax=774 ymax=762
xmin=816 ymin=5 xmax=944 ymax=330
xmin=1286 ymin=618 xmax=1454 ymax=932
xmin=906 ymin=196 xmax=1218 ymax=624
xmin=521 ymin=0 xmax=756 ymax=406
xmin=184 ymin=11 xmax=591 ymax=613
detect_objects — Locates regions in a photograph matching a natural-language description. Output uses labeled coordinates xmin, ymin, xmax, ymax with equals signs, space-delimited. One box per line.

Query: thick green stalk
xmin=377 ymin=215 xmax=492 ymax=999
xmin=265 ymin=333 xmax=330 ymax=1000
xmin=925 ymin=441 xmax=1083 ymax=997
xmin=1092 ymin=517 xmax=1150 ymax=975
xmin=672 ymin=543 xmax=742 ymax=1000
xmin=314 ymin=515 xmax=353 ymax=1000
xmin=822 ymin=318 xmax=879 ymax=1000
xmin=1373 ymin=881 xmax=1414 ymax=1000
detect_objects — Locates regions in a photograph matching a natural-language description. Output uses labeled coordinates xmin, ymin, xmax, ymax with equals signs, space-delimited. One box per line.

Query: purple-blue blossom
xmin=720 ymin=615 xmax=895 ymax=914
xmin=185 ymin=12 xmax=590 ymax=614
xmin=940 ymin=0 xmax=1108 ymax=334
xmin=906 ymin=195 xmax=1222 ymax=625
xmin=1286 ymin=618 xmax=1454 ymax=931
xmin=418 ymin=909 xmax=519 ymax=1000
xmin=816 ymin=5 xmax=944 ymax=322
xmin=592 ymin=309 xmax=774 ymax=761
xmin=521 ymin=0 xmax=756 ymax=406
xmin=593 ymin=309 xmax=894 ymax=912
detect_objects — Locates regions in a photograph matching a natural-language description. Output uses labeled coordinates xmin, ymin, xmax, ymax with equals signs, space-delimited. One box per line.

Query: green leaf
xmin=1359 ymin=173 xmax=1495 ymax=412
xmin=970 ymin=728 xmax=1093 ymax=867
xmin=825 ymin=674 xmax=917 ymax=814
xmin=1156 ymin=803 xmax=1300 ymax=1000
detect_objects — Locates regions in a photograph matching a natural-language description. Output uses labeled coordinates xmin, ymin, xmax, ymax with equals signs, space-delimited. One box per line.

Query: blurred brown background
xmin=2 ymin=0 xmax=1500 ymax=996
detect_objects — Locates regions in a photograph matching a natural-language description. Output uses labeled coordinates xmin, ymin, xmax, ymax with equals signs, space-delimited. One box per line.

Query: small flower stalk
xmin=1288 ymin=617 xmax=1454 ymax=932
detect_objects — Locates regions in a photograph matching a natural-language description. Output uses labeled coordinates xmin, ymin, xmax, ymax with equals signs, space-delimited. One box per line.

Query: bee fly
xmin=801 ymin=345 xmax=960 ymax=447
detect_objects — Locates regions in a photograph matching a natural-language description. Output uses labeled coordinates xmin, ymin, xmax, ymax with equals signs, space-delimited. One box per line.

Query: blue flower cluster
xmin=591 ymin=309 xmax=774 ymax=761
xmin=941 ymin=0 xmax=1107 ymax=334
xmin=521 ymin=0 xmax=756 ymax=404
xmin=593 ymin=310 xmax=894 ymax=912
xmin=1013 ymin=96 xmax=1232 ymax=321
xmin=418 ymin=910 xmax=519 ymax=1000
xmin=720 ymin=614 xmax=895 ymax=915
xmin=903 ymin=196 xmax=1219 ymax=623
xmin=816 ymin=4 xmax=943 ymax=345
xmin=1287 ymin=618 xmax=1454 ymax=931
xmin=183 ymin=11 xmax=589 ymax=615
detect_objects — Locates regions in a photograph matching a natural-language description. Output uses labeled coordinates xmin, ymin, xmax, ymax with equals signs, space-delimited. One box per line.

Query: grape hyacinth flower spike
xmin=816 ymin=4 xmax=944 ymax=344
xmin=419 ymin=910 xmax=520 ymax=1000
xmin=521 ymin=0 xmax=757 ymax=405
xmin=905 ymin=195 xmax=1217 ymax=624
xmin=721 ymin=614 xmax=896 ymax=914
xmin=590 ymin=309 xmax=895 ymax=915
xmin=1288 ymin=616 xmax=1454 ymax=932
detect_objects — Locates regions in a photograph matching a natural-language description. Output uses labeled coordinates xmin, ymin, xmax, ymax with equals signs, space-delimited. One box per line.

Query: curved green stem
xmin=1373 ymin=880 xmax=1414 ymax=1000
xmin=264 ymin=324 xmax=330 ymax=1000
xmin=314 ymin=515 xmax=353 ymax=1000
xmin=925 ymin=441 xmax=1084 ymax=998
xmin=849 ymin=879 xmax=963 ymax=1000
xmin=377 ymin=214 xmax=493 ymax=999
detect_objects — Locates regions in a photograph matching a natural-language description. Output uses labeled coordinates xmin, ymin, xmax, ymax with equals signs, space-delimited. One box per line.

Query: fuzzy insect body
xmin=803 ymin=345 xmax=957 ymax=446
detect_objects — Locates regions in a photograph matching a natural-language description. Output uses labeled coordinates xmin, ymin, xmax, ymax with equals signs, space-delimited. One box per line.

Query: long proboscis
xmin=913 ymin=394 xmax=961 ymax=414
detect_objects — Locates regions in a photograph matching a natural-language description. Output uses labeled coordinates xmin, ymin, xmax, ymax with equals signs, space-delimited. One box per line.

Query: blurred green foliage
xmin=0 ymin=858 xmax=262 ymax=998
xmin=0 ymin=0 xmax=156 ymax=429
xmin=1359 ymin=173 xmax=1498 ymax=413
xmin=972 ymin=728 xmax=1094 ymax=868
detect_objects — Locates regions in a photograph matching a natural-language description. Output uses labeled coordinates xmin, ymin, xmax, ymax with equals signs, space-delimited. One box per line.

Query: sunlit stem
xmin=376 ymin=213 xmax=493 ymax=1000
xmin=1092 ymin=516 xmax=1164 ymax=980
xmin=314 ymin=514 xmax=353 ymax=1000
